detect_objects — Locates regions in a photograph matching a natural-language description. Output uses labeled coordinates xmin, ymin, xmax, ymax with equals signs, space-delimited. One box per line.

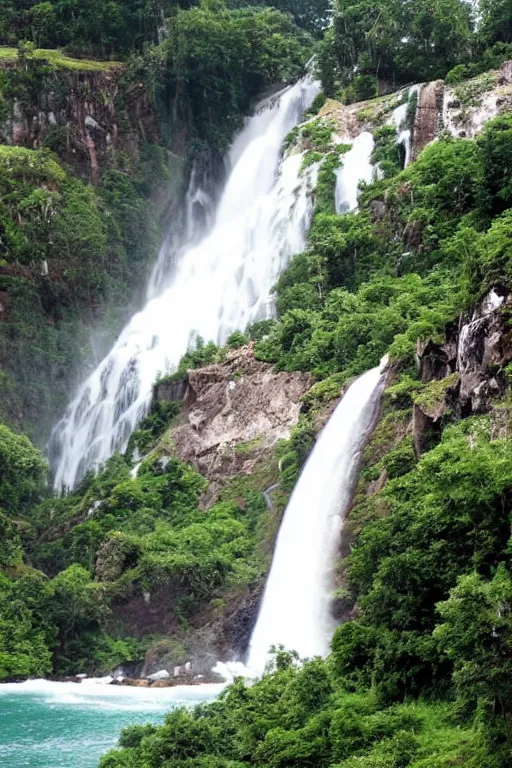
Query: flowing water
xmin=215 ymin=359 xmax=387 ymax=679
xmin=49 ymin=76 xmax=321 ymax=490
xmin=335 ymin=132 xmax=375 ymax=213
xmin=387 ymin=85 xmax=422 ymax=168
xmin=0 ymin=679 xmax=223 ymax=768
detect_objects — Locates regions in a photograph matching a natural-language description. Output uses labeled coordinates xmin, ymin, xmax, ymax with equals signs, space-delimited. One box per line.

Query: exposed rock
xmin=113 ymin=678 xmax=150 ymax=687
xmin=219 ymin=585 xmax=264 ymax=659
xmin=170 ymin=344 xmax=311 ymax=505
xmin=416 ymin=339 xmax=452 ymax=383
xmin=412 ymin=289 xmax=512 ymax=452
xmin=147 ymin=669 xmax=170 ymax=681
xmin=456 ymin=289 xmax=512 ymax=411
xmin=412 ymin=80 xmax=444 ymax=160
xmin=155 ymin=376 xmax=188 ymax=403
xmin=317 ymin=98 xmax=362 ymax=139
xmin=0 ymin=64 xmax=162 ymax=182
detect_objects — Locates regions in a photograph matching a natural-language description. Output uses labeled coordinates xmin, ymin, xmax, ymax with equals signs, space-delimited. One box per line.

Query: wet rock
xmin=456 ymin=289 xmax=512 ymax=410
xmin=221 ymin=585 xmax=264 ymax=659
xmin=154 ymin=376 xmax=188 ymax=403
xmin=411 ymin=80 xmax=444 ymax=160
xmin=415 ymin=289 xmax=512 ymax=435
xmin=416 ymin=339 xmax=451 ymax=382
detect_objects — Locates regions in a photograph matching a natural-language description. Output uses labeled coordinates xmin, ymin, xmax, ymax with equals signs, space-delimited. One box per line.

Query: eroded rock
xmin=412 ymin=80 xmax=444 ymax=160
xmin=170 ymin=345 xmax=311 ymax=504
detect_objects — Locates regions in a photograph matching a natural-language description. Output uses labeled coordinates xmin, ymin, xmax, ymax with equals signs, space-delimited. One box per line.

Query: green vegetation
xmin=98 ymin=96 xmax=512 ymax=768
xmin=319 ymin=0 xmax=512 ymax=101
xmin=0 ymin=139 xmax=172 ymax=440
xmin=253 ymin=118 xmax=512 ymax=381
xmin=0 ymin=46 xmax=122 ymax=70
xmin=0 ymin=408 xmax=294 ymax=676
xmin=3 ymin=1 xmax=512 ymax=767
xmin=140 ymin=2 xmax=312 ymax=152
xmin=100 ymin=651 xmax=500 ymax=768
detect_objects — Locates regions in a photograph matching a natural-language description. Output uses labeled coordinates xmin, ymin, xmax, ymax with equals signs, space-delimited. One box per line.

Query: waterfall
xmin=245 ymin=359 xmax=387 ymax=677
xmin=335 ymin=132 xmax=374 ymax=213
xmin=388 ymin=85 xmax=421 ymax=168
xmin=49 ymin=76 xmax=321 ymax=490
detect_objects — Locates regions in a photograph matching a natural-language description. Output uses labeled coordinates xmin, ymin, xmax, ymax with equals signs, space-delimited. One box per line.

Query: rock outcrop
xmin=413 ymin=288 xmax=512 ymax=453
xmin=411 ymin=80 xmax=444 ymax=160
xmin=166 ymin=345 xmax=312 ymax=504
xmin=0 ymin=60 xmax=163 ymax=182
xmin=303 ymin=60 xmax=512 ymax=169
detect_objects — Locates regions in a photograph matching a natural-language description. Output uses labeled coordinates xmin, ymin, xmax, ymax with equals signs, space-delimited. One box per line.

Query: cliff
xmin=0 ymin=50 xmax=160 ymax=183
xmin=0 ymin=49 xmax=185 ymax=441
xmin=110 ymin=345 xmax=312 ymax=671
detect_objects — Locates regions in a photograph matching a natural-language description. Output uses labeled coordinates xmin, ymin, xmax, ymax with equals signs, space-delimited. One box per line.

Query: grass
xmin=0 ymin=47 xmax=123 ymax=71
xmin=0 ymin=145 xmax=67 ymax=181
xmin=407 ymin=701 xmax=477 ymax=767
xmin=233 ymin=436 xmax=265 ymax=457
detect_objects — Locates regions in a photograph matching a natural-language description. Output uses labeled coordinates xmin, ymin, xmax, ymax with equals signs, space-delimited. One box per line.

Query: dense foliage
xmin=0 ymin=0 xmax=324 ymax=55
xmin=3 ymin=2 xmax=512 ymax=768
xmin=99 ymin=651 xmax=507 ymax=768
xmin=133 ymin=1 xmax=312 ymax=152
xmin=0 ymin=140 xmax=170 ymax=440
xmin=319 ymin=0 xmax=512 ymax=100
xmin=253 ymin=114 xmax=512 ymax=381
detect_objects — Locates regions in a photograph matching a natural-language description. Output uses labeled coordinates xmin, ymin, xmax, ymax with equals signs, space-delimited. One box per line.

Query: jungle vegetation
xmin=1 ymin=0 xmax=512 ymax=767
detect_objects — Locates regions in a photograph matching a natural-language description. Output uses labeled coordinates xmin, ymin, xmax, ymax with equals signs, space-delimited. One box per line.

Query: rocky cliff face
xmin=111 ymin=345 xmax=312 ymax=672
xmin=312 ymin=60 xmax=512 ymax=159
xmin=0 ymin=58 xmax=164 ymax=183
xmin=161 ymin=345 xmax=312 ymax=505
xmin=413 ymin=288 xmax=512 ymax=451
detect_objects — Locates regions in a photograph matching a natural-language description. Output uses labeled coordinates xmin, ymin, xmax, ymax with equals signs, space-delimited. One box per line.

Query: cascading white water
xmin=49 ymin=76 xmax=321 ymax=489
xmin=335 ymin=132 xmax=375 ymax=213
xmin=387 ymin=85 xmax=421 ymax=168
xmin=244 ymin=359 xmax=387 ymax=677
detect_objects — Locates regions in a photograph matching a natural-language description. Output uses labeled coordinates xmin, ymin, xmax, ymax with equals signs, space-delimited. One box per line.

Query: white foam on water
xmin=215 ymin=358 xmax=387 ymax=680
xmin=0 ymin=678 xmax=225 ymax=710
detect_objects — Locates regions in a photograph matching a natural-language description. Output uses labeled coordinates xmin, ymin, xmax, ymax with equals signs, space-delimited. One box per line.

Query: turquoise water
xmin=0 ymin=679 xmax=223 ymax=768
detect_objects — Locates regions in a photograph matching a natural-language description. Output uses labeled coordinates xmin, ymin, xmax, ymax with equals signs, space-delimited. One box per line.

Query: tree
xmin=0 ymin=423 xmax=47 ymax=515
xmin=436 ymin=566 xmax=512 ymax=741
xmin=0 ymin=575 xmax=52 ymax=679
xmin=479 ymin=0 xmax=512 ymax=45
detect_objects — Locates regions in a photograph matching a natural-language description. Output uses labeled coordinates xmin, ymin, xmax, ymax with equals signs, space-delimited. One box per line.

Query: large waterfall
xmin=49 ymin=76 xmax=321 ymax=489
xmin=245 ymin=359 xmax=387 ymax=677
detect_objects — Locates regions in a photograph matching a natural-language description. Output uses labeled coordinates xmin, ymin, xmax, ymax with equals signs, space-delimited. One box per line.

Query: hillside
xmin=2 ymin=0 xmax=512 ymax=767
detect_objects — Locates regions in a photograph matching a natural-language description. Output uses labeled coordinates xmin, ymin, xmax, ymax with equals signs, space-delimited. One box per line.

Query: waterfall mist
xmin=49 ymin=76 xmax=321 ymax=490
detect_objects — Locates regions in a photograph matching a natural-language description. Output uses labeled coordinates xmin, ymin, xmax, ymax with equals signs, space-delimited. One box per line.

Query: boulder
xmin=147 ymin=669 xmax=170 ymax=682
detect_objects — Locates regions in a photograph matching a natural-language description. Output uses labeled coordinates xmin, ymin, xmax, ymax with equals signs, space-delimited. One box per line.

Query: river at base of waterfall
xmin=0 ymin=680 xmax=223 ymax=768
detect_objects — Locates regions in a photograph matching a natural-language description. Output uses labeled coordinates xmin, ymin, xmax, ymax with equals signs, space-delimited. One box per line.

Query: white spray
xmin=335 ymin=132 xmax=375 ymax=213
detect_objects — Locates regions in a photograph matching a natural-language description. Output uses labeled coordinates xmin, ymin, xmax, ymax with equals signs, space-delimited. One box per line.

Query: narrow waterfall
xmin=335 ymin=132 xmax=374 ymax=213
xmin=245 ymin=359 xmax=387 ymax=677
xmin=388 ymin=85 xmax=421 ymax=168
xmin=49 ymin=76 xmax=321 ymax=489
